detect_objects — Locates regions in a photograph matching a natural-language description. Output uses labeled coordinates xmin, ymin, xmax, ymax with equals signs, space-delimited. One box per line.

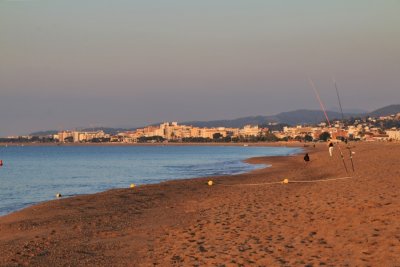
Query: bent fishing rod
xmin=308 ymin=78 xmax=349 ymax=174
xmin=333 ymin=79 xmax=355 ymax=172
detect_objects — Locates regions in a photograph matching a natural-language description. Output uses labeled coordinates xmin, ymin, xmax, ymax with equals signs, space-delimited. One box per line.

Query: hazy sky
xmin=1 ymin=1 xmax=399 ymax=136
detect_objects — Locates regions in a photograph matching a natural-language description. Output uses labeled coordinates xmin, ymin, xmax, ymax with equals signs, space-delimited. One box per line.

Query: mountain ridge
xmin=368 ymin=104 xmax=400 ymax=117
xmin=30 ymin=104 xmax=400 ymax=136
xmin=181 ymin=104 xmax=400 ymax=128
xmin=181 ymin=109 xmax=356 ymax=128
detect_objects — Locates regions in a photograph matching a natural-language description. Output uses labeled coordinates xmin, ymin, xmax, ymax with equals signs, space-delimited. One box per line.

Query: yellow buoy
xmin=207 ymin=180 xmax=213 ymax=186
xmin=130 ymin=183 xmax=135 ymax=188
xmin=282 ymin=179 xmax=289 ymax=184
xmin=56 ymin=193 xmax=62 ymax=198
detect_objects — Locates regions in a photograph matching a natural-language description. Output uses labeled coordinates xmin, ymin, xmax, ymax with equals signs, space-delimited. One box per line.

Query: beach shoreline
xmin=1 ymin=142 xmax=400 ymax=266
xmin=0 ymin=155 xmax=287 ymax=218
xmin=0 ymin=144 xmax=302 ymax=217
xmin=0 ymin=141 xmax=307 ymax=147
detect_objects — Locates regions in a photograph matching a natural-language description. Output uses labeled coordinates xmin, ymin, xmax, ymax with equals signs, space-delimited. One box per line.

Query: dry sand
xmin=1 ymin=142 xmax=400 ymax=266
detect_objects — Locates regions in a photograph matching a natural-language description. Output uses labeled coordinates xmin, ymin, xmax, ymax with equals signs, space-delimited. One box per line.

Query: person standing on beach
xmin=304 ymin=153 xmax=310 ymax=163
xmin=328 ymin=142 xmax=334 ymax=157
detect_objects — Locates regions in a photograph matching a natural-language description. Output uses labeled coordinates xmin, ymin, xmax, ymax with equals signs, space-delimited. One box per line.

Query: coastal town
xmin=2 ymin=112 xmax=400 ymax=144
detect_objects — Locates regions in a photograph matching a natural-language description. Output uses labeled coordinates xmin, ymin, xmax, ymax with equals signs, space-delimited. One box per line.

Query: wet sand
xmin=1 ymin=142 xmax=400 ymax=266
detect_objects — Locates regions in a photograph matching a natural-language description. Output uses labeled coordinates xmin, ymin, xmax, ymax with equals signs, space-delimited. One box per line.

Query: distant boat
xmin=243 ymin=144 xmax=249 ymax=147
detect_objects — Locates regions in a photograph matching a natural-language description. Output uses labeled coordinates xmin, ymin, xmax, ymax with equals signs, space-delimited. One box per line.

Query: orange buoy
xmin=0 ymin=160 xmax=3 ymax=167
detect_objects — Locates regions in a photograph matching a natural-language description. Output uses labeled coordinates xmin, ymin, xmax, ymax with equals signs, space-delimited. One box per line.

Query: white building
xmin=386 ymin=130 xmax=400 ymax=141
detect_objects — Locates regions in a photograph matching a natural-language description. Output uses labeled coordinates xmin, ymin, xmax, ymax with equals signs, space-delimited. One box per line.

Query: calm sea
xmin=0 ymin=145 xmax=300 ymax=215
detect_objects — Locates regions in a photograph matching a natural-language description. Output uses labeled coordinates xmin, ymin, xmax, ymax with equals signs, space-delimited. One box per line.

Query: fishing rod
xmin=308 ymin=78 xmax=349 ymax=174
xmin=333 ymin=79 xmax=355 ymax=172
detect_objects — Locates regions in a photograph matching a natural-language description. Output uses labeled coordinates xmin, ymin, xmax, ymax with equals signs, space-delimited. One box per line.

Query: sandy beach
xmin=1 ymin=142 xmax=400 ymax=266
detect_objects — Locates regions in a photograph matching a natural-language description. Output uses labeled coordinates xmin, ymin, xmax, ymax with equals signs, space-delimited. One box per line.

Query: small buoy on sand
xmin=207 ymin=180 xmax=213 ymax=186
xmin=282 ymin=179 xmax=289 ymax=184
xmin=130 ymin=183 xmax=135 ymax=188
xmin=56 ymin=193 xmax=62 ymax=198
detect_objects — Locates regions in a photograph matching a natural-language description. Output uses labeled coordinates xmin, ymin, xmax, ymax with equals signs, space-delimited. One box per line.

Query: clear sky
xmin=1 ymin=1 xmax=399 ymax=136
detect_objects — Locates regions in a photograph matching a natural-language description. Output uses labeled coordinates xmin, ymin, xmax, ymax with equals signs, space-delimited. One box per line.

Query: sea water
xmin=0 ymin=145 xmax=300 ymax=215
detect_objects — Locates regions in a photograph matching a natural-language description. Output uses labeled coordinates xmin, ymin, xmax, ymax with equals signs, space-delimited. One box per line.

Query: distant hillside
xmin=29 ymin=104 xmax=400 ymax=136
xmin=182 ymin=109 xmax=356 ymax=128
xmin=368 ymin=104 xmax=400 ymax=117
xmin=30 ymin=127 xmax=136 ymax=136
xmin=182 ymin=116 xmax=272 ymax=128
xmin=29 ymin=130 xmax=59 ymax=136
xmin=328 ymin=107 xmax=368 ymax=114
xmin=76 ymin=127 xmax=137 ymax=135
xmin=182 ymin=105 xmax=399 ymax=128
xmin=274 ymin=109 xmax=348 ymax=125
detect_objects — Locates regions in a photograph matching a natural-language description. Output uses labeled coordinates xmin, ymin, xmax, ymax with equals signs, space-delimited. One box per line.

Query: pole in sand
xmin=333 ymin=78 xmax=355 ymax=172
xmin=308 ymin=78 xmax=348 ymax=174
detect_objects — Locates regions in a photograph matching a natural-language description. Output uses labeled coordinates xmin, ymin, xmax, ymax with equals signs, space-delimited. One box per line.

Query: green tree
xmin=259 ymin=133 xmax=279 ymax=142
xmin=304 ymin=134 xmax=313 ymax=142
xmin=213 ymin=133 xmax=223 ymax=140
xmin=64 ymin=136 xmax=73 ymax=143
xmin=294 ymin=136 xmax=302 ymax=141
xmin=319 ymin=132 xmax=331 ymax=142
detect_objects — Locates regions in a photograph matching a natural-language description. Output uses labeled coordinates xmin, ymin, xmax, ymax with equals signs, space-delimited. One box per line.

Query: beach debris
xmin=130 ymin=183 xmax=136 ymax=188
xmin=207 ymin=180 xmax=213 ymax=186
xmin=282 ymin=178 xmax=289 ymax=184
xmin=56 ymin=193 xmax=62 ymax=198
